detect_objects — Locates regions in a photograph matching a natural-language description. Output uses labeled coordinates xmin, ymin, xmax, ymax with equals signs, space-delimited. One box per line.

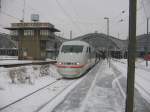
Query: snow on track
xmin=39 ymin=76 xmax=86 ymax=112
xmin=0 ymin=79 xmax=75 ymax=112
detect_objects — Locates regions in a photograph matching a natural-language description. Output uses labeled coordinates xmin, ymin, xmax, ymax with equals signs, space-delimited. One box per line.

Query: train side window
xmin=86 ymin=47 xmax=89 ymax=53
xmin=89 ymin=47 xmax=91 ymax=53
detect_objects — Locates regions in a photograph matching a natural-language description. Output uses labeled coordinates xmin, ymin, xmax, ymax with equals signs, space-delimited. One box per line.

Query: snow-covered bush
xmin=25 ymin=66 xmax=35 ymax=84
xmin=17 ymin=67 xmax=27 ymax=83
xmin=32 ymin=65 xmax=40 ymax=79
xmin=49 ymin=65 xmax=60 ymax=79
xmin=9 ymin=68 xmax=18 ymax=84
xmin=40 ymin=64 xmax=50 ymax=76
xmin=9 ymin=66 xmax=34 ymax=84
xmin=8 ymin=64 xmax=59 ymax=84
xmin=0 ymin=67 xmax=8 ymax=89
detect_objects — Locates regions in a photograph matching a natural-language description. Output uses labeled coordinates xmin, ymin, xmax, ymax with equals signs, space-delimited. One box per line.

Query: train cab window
xmin=61 ymin=45 xmax=83 ymax=53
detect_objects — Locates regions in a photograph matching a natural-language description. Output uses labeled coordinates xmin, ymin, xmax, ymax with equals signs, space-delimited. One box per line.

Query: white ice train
xmin=56 ymin=40 xmax=99 ymax=78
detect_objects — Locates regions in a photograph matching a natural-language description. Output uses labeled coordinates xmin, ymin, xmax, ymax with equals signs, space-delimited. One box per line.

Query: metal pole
xmin=146 ymin=18 xmax=149 ymax=67
xmin=125 ymin=0 xmax=137 ymax=112
xmin=108 ymin=19 xmax=111 ymax=67
xmin=0 ymin=0 xmax=1 ymax=9
xmin=107 ymin=19 xmax=109 ymax=39
xmin=70 ymin=30 xmax=72 ymax=40
xmin=104 ymin=17 xmax=110 ymax=67
xmin=22 ymin=0 xmax=26 ymax=22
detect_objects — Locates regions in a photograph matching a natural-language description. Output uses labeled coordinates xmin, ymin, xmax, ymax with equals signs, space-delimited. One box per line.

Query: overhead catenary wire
xmin=0 ymin=0 xmax=42 ymax=22
xmin=55 ymin=0 xmax=83 ymax=33
xmin=66 ymin=0 xmax=86 ymax=33
xmin=0 ymin=0 xmax=147 ymax=38
xmin=0 ymin=10 xmax=20 ymax=21
xmin=141 ymin=0 xmax=149 ymax=19
xmin=0 ymin=0 xmax=83 ymax=37
xmin=104 ymin=1 xmax=144 ymax=38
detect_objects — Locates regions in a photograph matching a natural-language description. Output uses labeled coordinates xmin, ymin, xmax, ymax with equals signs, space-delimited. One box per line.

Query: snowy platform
xmin=0 ymin=59 xmax=150 ymax=112
xmin=50 ymin=60 xmax=150 ymax=112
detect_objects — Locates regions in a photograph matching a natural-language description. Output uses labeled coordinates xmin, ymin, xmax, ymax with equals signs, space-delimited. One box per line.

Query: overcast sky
xmin=0 ymin=0 xmax=150 ymax=39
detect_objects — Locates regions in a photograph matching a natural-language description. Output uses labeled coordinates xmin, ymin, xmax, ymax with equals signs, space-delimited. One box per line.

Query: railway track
xmin=0 ymin=77 xmax=63 ymax=112
xmin=34 ymin=79 xmax=79 ymax=112
xmin=0 ymin=77 xmax=83 ymax=112
xmin=0 ymin=61 xmax=99 ymax=112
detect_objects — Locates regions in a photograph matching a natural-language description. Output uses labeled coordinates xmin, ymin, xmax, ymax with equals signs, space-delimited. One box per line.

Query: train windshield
xmin=61 ymin=45 xmax=83 ymax=53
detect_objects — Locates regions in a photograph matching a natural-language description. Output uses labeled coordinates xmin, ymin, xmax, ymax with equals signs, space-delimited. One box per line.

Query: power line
xmin=141 ymin=0 xmax=148 ymax=19
xmin=0 ymin=10 xmax=20 ymax=20
xmin=106 ymin=2 xmax=144 ymax=36
xmin=55 ymin=0 xmax=82 ymax=33
xmin=1 ymin=0 xmax=41 ymax=21
xmin=66 ymin=0 xmax=85 ymax=32
xmin=66 ymin=0 xmax=80 ymax=20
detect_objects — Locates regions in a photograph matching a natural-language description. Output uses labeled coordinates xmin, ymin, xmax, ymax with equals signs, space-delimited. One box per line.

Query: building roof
xmin=5 ymin=22 xmax=60 ymax=32
xmin=73 ymin=33 xmax=127 ymax=51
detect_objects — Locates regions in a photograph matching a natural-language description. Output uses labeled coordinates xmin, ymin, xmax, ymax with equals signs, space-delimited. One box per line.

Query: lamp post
xmin=0 ymin=0 xmax=1 ymax=9
xmin=22 ymin=0 xmax=26 ymax=22
xmin=146 ymin=18 xmax=149 ymax=67
xmin=104 ymin=17 xmax=110 ymax=67
xmin=70 ymin=30 xmax=72 ymax=40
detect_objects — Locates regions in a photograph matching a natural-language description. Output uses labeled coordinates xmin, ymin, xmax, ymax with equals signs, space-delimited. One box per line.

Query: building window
xmin=40 ymin=40 xmax=46 ymax=49
xmin=11 ymin=30 xmax=18 ymax=36
xmin=40 ymin=30 xmax=50 ymax=36
xmin=24 ymin=30 xmax=34 ymax=36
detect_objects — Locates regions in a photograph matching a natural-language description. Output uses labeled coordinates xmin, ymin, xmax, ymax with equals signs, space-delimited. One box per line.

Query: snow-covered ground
xmin=0 ymin=59 xmax=150 ymax=112
xmin=112 ymin=59 xmax=150 ymax=103
xmin=0 ymin=64 xmax=61 ymax=109
xmin=0 ymin=62 xmax=87 ymax=112
xmin=50 ymin=59 xmax=150 ymax=112
xmin=48 ymin=61 xmax=125 ymax=112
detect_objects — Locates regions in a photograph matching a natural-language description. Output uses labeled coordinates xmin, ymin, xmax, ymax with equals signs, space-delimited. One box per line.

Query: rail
xmin=0 ymin=77 xmax=62 ymax=111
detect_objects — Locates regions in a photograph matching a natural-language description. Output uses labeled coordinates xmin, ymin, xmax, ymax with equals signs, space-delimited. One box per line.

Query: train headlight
xmin=58 ymin=62 xmax=63 ymax=65
xmin=76 ymin=62 xmax=80 ymax=65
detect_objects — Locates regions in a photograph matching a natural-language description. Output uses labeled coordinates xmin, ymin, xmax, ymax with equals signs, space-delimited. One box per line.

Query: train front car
xmin=56 ymin=41 xmax=91 ymax=78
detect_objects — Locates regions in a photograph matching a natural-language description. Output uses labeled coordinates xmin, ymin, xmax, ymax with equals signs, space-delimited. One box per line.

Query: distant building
xmin=136 ymin=34 xmax=150 ymax=57
xmin=74 ymin=33 xmax=128 ymax=58
xmin=0 ymin=33 xmax=18 ymax=56
xmin=46 ymin=36 xmax=67 ymax=59
xmin=6 ymin=22 xmax=60 ymax=60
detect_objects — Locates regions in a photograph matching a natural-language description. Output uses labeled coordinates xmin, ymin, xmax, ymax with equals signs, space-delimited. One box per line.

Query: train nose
xmin=57 ymin=67 xmax=82 ymax=78
xmin=56 ymin=62 xmax=86 ymax=78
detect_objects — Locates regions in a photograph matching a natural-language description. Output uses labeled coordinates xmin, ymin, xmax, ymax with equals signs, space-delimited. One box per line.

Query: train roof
xmin=62 ymin=40 xmax=89 ymax=46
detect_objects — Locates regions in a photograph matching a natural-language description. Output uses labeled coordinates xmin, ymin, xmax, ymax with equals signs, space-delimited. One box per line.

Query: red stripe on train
xmin=56 ymin=64 xmax=85 ymax=68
